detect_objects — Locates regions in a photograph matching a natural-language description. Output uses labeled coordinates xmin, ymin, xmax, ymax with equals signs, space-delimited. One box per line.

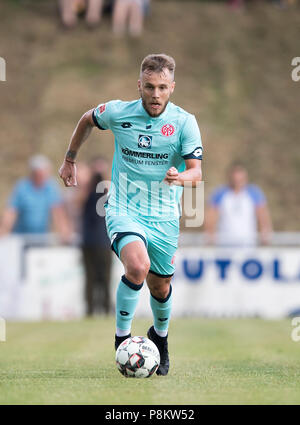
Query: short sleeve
xmin=180 ymin=114 xmax=203 ymax=160
xmin=92 ymin=100 xmax=121 ymax=130
xmin=209 ymin=186 xmax=229 ymax=207
xmin=247 ymin=185 xmax=266 ymax=207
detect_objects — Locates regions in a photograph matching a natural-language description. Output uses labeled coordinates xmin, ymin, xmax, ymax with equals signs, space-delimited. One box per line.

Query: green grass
xmin=0 ymin=317 xmax=300 ymax=404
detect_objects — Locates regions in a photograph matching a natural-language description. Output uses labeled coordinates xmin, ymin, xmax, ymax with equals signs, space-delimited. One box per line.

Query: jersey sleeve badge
xmin=98 ymin=104 xmax=106 ymax=114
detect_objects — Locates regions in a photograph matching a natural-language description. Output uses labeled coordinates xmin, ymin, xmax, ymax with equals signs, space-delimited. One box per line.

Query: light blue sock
xmin=150 ymin=286 xmax=172 ymax=337
xmin=116 ymin=275 xmax=143 ymax=336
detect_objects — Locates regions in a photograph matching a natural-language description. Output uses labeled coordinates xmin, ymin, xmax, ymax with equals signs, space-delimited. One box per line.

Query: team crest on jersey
xmin=161 ymin=124 xmax=175 ymax=137
xmin=98 ymin=104 xmax=106 ymax=114
xmin=138 ymin=134 xmax=152 ymax=149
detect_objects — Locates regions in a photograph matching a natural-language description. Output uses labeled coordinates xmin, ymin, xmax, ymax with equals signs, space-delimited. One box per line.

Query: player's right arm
xmin=59 ymin=109 xmax=95 ymax=187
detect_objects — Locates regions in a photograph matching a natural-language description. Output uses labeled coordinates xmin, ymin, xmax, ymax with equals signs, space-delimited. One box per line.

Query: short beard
xmin=141 ymin=97 xmax=169 ymax=118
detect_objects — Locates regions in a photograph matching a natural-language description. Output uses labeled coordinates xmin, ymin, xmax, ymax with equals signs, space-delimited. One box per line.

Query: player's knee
xmin=126 ymin=259 xmax=150 ymax=284
xmin=151 ymin=281 xmax=171 ymax=300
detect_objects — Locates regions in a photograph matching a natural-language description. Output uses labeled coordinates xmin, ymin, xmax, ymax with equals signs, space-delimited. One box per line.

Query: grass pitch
xmin=0 ymin=317 xmax=300 ymax=405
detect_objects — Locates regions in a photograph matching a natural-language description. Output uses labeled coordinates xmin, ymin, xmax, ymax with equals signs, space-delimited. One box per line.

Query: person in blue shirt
xmin=0 ymin=155 xmax=70 ymax=242
xmin=59 ymin=53 xmax=203 ymax=376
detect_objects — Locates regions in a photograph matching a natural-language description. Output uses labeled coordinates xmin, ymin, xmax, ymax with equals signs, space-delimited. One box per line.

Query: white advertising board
xmin=20 ymin=247 xmax=85 ymax=320
xmin=111 ymin=247 xmax=300 ymax=319
xmin=0 ymin=236 xmax=23 ymax=319
xmin=2 ymin=238 xmax=300 ymax=320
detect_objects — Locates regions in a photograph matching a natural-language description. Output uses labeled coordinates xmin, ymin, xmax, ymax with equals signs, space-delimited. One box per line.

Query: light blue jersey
xmin=93 ymin=99 xmax=202 ymax=221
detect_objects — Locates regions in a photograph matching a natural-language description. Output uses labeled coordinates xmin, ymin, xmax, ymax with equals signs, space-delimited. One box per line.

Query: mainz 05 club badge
xmin=161 ymin=124 xmax=175 ymax=137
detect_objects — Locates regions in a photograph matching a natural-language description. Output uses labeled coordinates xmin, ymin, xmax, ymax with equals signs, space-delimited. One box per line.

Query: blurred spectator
xmin=0 ymin=155 xmax=71 ymax=242
xmin=204 ymin=163 xmax=273 ymax=246
xmin=228 ymin=0 xmax=245 ymax=8
xmin=271 ymin=0 xmax=298 ymax=7
xmin=228 ymin=0 xmax=297 ymax=8
xmin=112 ymin=0 xmax=150 ymax=37
xmin=81 ymin=157 xmax=112 ymax=316
xmin=59 ymin=0 xmax=105 ymax=28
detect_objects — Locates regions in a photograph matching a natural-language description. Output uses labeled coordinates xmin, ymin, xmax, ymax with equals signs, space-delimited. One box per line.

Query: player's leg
xmin=146 ymin=272 xmax=172 ymax=336
xmin=114 ymin=236 xmax=150 ymax=349
xmin=105 ymin=214 xmax=150 ymax=349
xmin=143 ymin=219 xmax=179 ymax=375
xmin=146 ymin=272 xmax=173 ymax=376
xmin=120 ymin=239 xmax=150 ymax=285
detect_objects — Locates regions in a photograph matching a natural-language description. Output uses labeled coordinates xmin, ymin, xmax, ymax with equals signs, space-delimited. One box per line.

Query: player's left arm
xmin=164 ymin=159 xmax=202 ymax=187
xmin=164 ymin=113 xmax=203 ymax=187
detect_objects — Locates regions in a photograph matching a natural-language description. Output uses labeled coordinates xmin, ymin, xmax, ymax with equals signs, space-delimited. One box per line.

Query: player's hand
xmin=59 ymin=160 xmax=77 ymax=187
xmin=163 ymin=167 xmax=179 ymax=186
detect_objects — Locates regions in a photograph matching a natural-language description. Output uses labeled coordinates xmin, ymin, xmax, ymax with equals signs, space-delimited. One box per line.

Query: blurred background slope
xmin=0 ymin=0 xmax=299 ymax=230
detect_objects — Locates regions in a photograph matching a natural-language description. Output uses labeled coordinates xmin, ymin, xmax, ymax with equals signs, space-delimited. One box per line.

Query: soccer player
xmin=59 ymin=54 xmax=203 ymax=376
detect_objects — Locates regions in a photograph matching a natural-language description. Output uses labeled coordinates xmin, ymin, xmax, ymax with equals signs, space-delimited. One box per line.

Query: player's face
xmin=138 ymin=69 xmax=175 ymax=117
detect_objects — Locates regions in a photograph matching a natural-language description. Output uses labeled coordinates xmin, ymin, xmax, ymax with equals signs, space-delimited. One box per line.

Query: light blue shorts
xmin=105 ymin=214 xmax=179 ymax=277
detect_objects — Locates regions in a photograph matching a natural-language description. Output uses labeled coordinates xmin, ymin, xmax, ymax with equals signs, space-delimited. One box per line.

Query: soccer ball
xmin=115 ymin=336 xmax=160 ymax=378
